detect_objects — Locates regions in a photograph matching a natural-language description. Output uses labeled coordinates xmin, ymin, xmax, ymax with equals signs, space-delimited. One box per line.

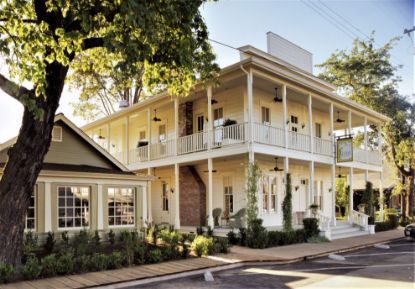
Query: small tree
xmin=246 ymin=162 xmax=261 ymax=228
xmin=282 ymin=173 xmax=293 ymax=231
xmin=362 ymin=181 xmax=375 ymax=223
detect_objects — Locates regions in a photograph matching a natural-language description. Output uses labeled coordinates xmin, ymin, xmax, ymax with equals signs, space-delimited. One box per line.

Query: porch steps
xmin=329 ymin=222 xmax=369 ymax=240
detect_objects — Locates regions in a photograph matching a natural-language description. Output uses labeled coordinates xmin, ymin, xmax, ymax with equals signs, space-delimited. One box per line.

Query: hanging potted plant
xmin=309 ymin=204 xmax=319 ymax=218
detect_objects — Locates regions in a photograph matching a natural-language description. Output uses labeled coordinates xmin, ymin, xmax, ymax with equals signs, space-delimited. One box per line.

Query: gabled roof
xmin=1 ymin=113 xmax=131 ymax=173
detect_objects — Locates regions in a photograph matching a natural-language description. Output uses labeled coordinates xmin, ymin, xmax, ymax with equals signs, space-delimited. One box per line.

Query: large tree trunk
xmin=0 ymin=62 xmax=68 ymax=266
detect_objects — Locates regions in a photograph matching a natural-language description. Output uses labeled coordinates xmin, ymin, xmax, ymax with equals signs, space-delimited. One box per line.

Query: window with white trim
xmin=223 ymin=176 xmax=233 ymax=216
xmin=315 ymin=123 xmax=322 ymax=138
xmin=261 ymin=106 xmax=270 ymax=125
xmin=291 ymin=115 xmax=298 ymax=132
xmin=162 ymin=183 xmax=169 ymax=212
xmin=213 ymin=107 xmax=224 ymax=127
xmin=108 ymin=187 xmax=135 ymax=226
xmin=270 ymin=177 xmax=278 ymax=212
xmin=58 ymin=186 xmax=90 ymax=229
xmin=262 ymin=176 xmax=269 ymax=212
xmin=25 ymin=186 xmax=36 ymax=230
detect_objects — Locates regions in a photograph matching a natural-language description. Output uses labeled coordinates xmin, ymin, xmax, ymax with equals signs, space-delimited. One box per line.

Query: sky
xmin=0 ymin=0 xmax=413 ymax=143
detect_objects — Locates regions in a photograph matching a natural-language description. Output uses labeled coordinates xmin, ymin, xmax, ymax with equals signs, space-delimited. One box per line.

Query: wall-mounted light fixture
xmin=286 ymin=119 xmax=290 ymax=125
xmin=301 ymin=123 xmax=305 ymax=129
xmin=273 ymin=87 xmax=283 ymax=103
xmin=329 ymin=188 xmax=332 ymax=193
xmin=295 ymin=185 xmax=300 ymax=191
xmin=170 ymin=188 xmax=174 ymax=194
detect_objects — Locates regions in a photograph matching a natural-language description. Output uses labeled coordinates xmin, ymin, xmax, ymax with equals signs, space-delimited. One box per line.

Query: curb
xmin=95 ymin=236 xmax=404 ymax=289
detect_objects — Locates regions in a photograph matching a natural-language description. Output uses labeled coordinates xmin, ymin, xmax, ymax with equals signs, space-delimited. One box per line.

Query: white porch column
xmin=309 ymin=161 xmax=315 ymax=216
xmin=379 ymin=171 xmax=384 ymax=221
xmin=142 ymin=185 xmax=148 ymax=228
xmin=174 ymin=98 xmax=179 ymax=155
xmin=247 ymin=69 xmax=254 ymax=162
xmin=364 ymin=170 xmax=369 ymax=183
xmin=330 ymin=103 xmax=334 ymax=154
xmin=331 ymin=164 xmax=336 ymax=226
xmin=284 ymin=157 xmax=289 ymax=186
xmin=349 ymin=167 xmax=354 ymax=223
xmin=44 ymin=182 xmax=52 ymax=232
xmin=207 ymin=158 xmax=214 ymax=227
xmin=207 ymin=84 xmax=213 ymax=150
xmin=174 ymin=163 xmax=180 ymax=229
xmin=308 ymin=94 xmax=313 ymax=153
xmin=106 ymin=123 xmax=111 ymax=153
xmin=147 ymin=108 xmax=151 ymax=160
xmin=282 ymin=84 xmax=288 ymax=148
xmin=147 ymin=168 xmax=153 ymax=223
xmin=97 ymin=184 xmax=104 ymax=230
xmin=364 ymin=116 xmax=368 ymax=164
xmin=348 ymin=110 xmax=352 ymax=136
xmin=125 ymin=116 xmax=130 ymax=164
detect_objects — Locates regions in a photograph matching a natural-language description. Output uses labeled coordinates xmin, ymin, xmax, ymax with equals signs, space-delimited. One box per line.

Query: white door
xmin=160 ymin=181 xmax=170 ymax=223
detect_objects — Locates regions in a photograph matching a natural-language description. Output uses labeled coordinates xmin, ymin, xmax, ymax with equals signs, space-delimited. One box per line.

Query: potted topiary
xmin=309 ymin=204 xmax=319 ymax=217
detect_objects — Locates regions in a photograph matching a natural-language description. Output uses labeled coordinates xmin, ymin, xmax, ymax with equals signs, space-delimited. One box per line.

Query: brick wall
xmin=178 ymin=102 xmax=193 ymax=137
xmin=179 ymin=166 xmax=206 ymax=226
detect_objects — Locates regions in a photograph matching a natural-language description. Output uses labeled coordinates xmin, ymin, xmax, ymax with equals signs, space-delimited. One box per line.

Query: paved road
xmin=133 ymin=239 xmax=415 ymax=289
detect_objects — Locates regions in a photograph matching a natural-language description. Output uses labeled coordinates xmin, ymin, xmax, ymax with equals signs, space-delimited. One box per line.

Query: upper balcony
xmin=84 ymin=66 xmax=386 ymax=172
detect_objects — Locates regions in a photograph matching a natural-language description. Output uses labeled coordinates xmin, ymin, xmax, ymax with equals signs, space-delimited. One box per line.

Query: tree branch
xmin=0 ymin=73 xmax=36 ymax=104
xmin=0 ymin=18 xmax=37 ymax=23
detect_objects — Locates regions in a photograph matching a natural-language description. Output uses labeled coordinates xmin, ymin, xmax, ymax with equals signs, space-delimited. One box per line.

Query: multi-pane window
xmin=261 ymin=107 xmax=270 ymax=125
xmin=139 ymin=130 xmax=146 ymax=141
xmin=26 ymin=186 xmax=36 ymax=230
xmin=291 ymin=115 xmax=298 ymax=132
xmin=196 ymin=114 xmax=204 ymax=132
xmin=158 ymin=124 xmax=166 ymax=142
xmin=213 ymin=107 xmax=224 ymax=127
xmin=315 ymin=123 xmax=322 ymax=138
xmin=262 ymin=176 xmax=269 ymax=212
xmin=108 ymin=188 xmax=135 ymax=226
xmin=223 ymin=176 xmax=233 ymax=216
xmin=271 ymin=177 xmax=278 ymax=212
xmin=58 ymin=186 xmax=89 ymax=229
xmin=162 ymin=183 xmax=169 ymax=212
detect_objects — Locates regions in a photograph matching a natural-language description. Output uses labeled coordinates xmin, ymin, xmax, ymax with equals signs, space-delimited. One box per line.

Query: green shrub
xmin=134 ymin=243 xmax=147 ymax=265
xmin=227 ymin=230 xmax=239 ymax=245
xmin=191 ymin=236 xmax=213 ymax=257
xmin=147 ymin=225 xmax=160 ymax=244
xmin=307 ymin=235 xmax=330 ymax=243
xmin=61 ymin=231 xmax=69 ymax=248
xmin=213 ymin=237 xmax=230 ymax=254
xmin=159 ymin=229 xmax=182 ymax=248
xmin=247 ymin=218 xmax=268 ymax=249
xmin=388 ymin=214 xmax=399 ymax=228
xmin=56 ymin=251 xmax=75 ymax=275
xmin=375 ymin=216 xmax=399 ymax=232
xmin=22 ymin=231 xmax=38 ymax=258
xmin=108 ymin=229 xmax=116 ymax=245
xmin=181 ymin=243 xmax=190 ymax=259
xmin=93 ymin=230 xmax=101 ymax=247
xmin=75 ymin=255 xmax=91 ymax=273
xmin=282 ymin=173 xmax=293 ymax=231
xmin=303 ymin=218 xmax=319 ymax=238
xmin=22 ymin=256 xmax=42 ymax=280
xmin=73 ymin=229 xmax=90 ymax=256
xmin=89 ymin=253 xmax=108 ymax=271
xmin=238 ymin=227 xmax=247 ymax=246
xmin=0 ymin=262 xmax=14 ymax=283
xmin=148 ymin=249 xmax=162 ymax=263
xmin=267 ymin=229 xmax=306 ymax=247
xmin=107 ymin=252 xmax=125 ymax=269
xmin=120 ymin=231 xmax=136 ymax=266
xmin=44 ymin=231 xmax=56 ymax=254
xmin=41 ymin=254 xmax=57 ymax=277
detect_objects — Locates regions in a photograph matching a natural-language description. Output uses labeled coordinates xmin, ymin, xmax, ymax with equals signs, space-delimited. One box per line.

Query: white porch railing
xmin=253 ymin=123 xmax=285 ymax=147
xmin=211 ymin=123 xmax=247 ymax=148
xmin=130 ymin=146 xmax=149 ymax=163
xmin=351 ymin=210 xmax=369 ymax=231
xmin=178 ymin=131 xmax=208 ymax=155
xmin=314 ymin=137 xmax=333 ymax=157
xmin=316 ymin=210 xmax=331 ymax=232
xmin=113 ymin=151 xmax=127 ymax=164
xmin=150 ymin=139 xmax=176 ymax=160
xmin=367 ymin=150 xmax=382 ymax=165
xmin=353 ymin=148 xmax=382 ymax=165
xmin=288 ymin=131 xmax=310 ymax=152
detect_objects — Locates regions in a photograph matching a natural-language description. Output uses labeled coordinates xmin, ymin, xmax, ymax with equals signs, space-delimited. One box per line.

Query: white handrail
xmin=351 ymin=210 xmax=369 ymax=231
xmin=178 ymin=131 xmax=208 ymax=154
xmin=288 ymin=131 xmax=310 ymax=152
xmin=253 ymin=123 xmax=285 ymax=147
xmin=314 ymin=137 xmax=333 ymax=156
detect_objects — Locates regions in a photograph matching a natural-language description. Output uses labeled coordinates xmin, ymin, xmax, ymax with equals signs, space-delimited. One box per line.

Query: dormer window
xmin=52 ymin=126 xmax=62 ymax=142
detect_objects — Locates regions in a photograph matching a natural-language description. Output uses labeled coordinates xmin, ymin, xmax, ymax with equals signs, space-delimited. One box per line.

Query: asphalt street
xmin=133 ymin=239 xmax=415 ymax=289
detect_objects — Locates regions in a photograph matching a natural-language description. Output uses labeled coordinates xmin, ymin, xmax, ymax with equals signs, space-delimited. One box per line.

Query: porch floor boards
xmin=1 ymin=228 xmax=403 ymax=289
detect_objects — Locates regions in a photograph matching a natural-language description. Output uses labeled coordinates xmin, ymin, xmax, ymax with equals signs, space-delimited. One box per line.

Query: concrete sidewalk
xmin=0 ymin=228 xmax=404 ymax=289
